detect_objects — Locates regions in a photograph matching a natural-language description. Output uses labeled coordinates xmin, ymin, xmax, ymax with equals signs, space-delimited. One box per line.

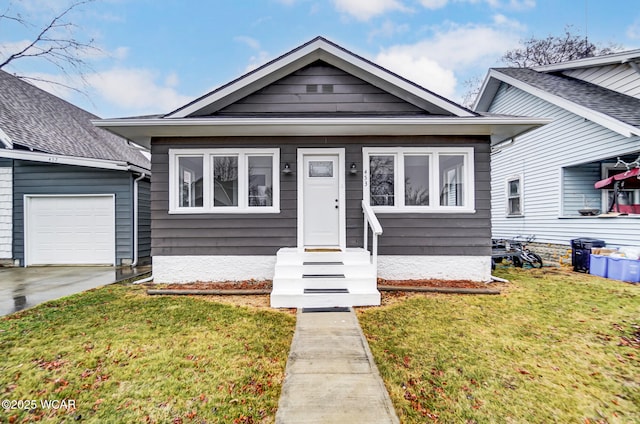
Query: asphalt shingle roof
xmin=495 ymin=67 xmax=640 ymax=129
xmin=0 ymin=70 xmax=150 ymax=170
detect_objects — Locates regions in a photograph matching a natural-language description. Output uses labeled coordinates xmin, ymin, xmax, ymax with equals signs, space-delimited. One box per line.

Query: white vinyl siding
xmin=363 ymin=147 xmax=475 ymax=213
xmin=563 ymin=63 xmax=640 ymax=99
xmin=489 ymin=83 xmax=640 ymax=247
xmin=169 ymin=148 xmax=280 ymax=214
xmin=0 ymin=166 xmax=11 ymax=259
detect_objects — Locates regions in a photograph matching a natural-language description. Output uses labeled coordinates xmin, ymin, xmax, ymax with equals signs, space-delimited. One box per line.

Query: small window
xmin=370 ymin=155 xmax=395 ymax=206
xmin=178 ymin=156 xmax=203 ymax=208
xmin=248 ymin=156 xmax=273 ymax=207
xmin=439 ymin=155 xmax=465 ymax=207
xmin=506 ymin=176 xmax=523 ymax=216
xmin=213 ymin=156 xmax=238 ymax=207
xmin=404 ymin=155 xmax=429 ymax=206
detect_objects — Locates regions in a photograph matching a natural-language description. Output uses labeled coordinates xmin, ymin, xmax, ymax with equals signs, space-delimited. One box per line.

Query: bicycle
xmin=492 ymin=235 xmax=543 ymax=269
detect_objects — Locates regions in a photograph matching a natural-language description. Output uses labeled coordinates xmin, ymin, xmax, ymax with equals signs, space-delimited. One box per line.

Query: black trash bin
xmin=571 ymin=238 xmax=606 ymax=273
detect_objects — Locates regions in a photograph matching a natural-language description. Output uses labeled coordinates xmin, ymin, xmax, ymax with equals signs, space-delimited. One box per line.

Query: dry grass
xmin=0 ymin=283 xmax=295 ymax=423
xmin=358 ymin=267 xmax=639 ymax=423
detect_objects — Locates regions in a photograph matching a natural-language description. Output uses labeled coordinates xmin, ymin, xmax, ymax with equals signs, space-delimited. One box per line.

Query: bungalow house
xmin=474 ymin=50 xmax=640 ymax=261
xmin=96 ymin=37 xmax=545 ymax=307
xmin=0 ymin=70 xmax=151 ymax=267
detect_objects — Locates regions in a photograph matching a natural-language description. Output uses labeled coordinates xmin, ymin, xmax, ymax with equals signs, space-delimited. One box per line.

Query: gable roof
xmin=474 ymin=67 xmax=640 ymax=138
xmin=166 ymin=37 xmax=475 ymax=118
xmin=0 ymin=70 xmax=150 ymax=170
xmin=95 ymin=36 xmax=549 ymax=146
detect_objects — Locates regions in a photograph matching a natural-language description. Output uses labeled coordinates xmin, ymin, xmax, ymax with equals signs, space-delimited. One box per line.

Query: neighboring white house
xmin=475 ymin=50 xmax=640 ymax=257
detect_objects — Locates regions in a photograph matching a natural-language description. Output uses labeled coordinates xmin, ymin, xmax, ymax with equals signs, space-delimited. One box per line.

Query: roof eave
xmin=477 ymin=69 xmax=640 ymax=138
xmin=94 ymin=117 xmax=550 ymax=148
xmin=533 ymin=49 xmax=640 ymax=72
xmin=0 ymin=149 xmax=150 ymax=174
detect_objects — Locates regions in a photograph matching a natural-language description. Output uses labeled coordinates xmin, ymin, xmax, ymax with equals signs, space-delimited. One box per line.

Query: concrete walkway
xmin=276 ymin=308 xmax=400 ymax=424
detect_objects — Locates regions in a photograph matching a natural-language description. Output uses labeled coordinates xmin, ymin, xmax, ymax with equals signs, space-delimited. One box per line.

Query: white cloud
xmin=234 ymin=36 xmax=261 ymax=50
xmin=376 ymin=50 xmax=457 ymax=97
xmin=368 ymin=20 xmax=410 ymax=40
xmin=86 ymin=68 xmax=192 ymax=114
xmin=486 ymin=0 xmax=535 ymax=10
xmin=627 ymin=19 xmax=640 ymax=40
xmin=332 ymin=0 xmax=410 ymax=21
xmin=419 ymin=0 xmax=449 ymax=10
xmin=375 ymin=21 xmax=523 ymax=99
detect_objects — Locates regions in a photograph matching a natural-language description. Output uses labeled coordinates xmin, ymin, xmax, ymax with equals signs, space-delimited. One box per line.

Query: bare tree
xmin=0 ymin=0 xmax=100 ymax=92
xmin=502 ymin=26 xmax=620 ymax=68
xmin=462 ymin=27 xmax=622 ymax=107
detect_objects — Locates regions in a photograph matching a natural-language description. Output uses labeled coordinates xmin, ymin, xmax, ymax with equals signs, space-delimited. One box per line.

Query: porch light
xmin=349 ymin=162 xmax=357 ymax=175
xmin=282 ymin=162 xmax=292 ymax=175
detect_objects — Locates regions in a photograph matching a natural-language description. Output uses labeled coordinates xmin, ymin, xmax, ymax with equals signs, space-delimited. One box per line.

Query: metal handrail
xmin=362 ymin=200 xmax=383 ymax=268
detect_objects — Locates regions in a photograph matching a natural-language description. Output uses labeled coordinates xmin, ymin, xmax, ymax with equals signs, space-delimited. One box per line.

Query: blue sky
xmin=2 ymin=0 xmax=639 ymax=118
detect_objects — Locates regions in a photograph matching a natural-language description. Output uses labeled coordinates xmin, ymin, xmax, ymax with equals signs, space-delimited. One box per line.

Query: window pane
xmin=439 ymin=155 xmax=465 ymax=206
xmin=404 ymin=155 xmax=430 ymax=206
xmin=213 ymin=156 xmax=238 ymax=207
xmin=508 ymin=179 xmax=520 ymax=196
xmin=509 ymin=198 xmax=521 ymax=215
xmin=178 ymin=156 xmax=203 ymax=207
xmin=370 ymin=155 xmax=394 ymax=206
xmin=248 ymin=156 xmax=273 ymax=207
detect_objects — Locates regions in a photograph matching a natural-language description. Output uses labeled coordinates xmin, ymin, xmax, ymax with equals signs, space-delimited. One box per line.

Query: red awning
xmin=594 ymin=167 xmax=640 ymax=189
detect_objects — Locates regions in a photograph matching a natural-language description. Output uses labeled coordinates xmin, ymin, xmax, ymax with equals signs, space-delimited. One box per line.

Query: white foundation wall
xmin=153 ymin=255 xmax=277 ymax=283
xmin=153 ymin=254 xmax=491 ymax=283
xmin=377 ymin=255 xmax=492 ymax=282
xmin=0 ymin=167 xmax=12 ymax=259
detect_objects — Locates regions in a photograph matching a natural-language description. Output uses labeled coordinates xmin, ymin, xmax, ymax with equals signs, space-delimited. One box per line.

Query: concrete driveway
xmin=0 ymin=266 xmax=150 ymax=317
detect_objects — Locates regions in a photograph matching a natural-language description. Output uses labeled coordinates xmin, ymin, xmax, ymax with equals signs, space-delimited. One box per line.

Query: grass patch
xmin=359 ymin=268 xmax=639 ymax=423
xmin=0 ymin=283 xmax=295 ymax=423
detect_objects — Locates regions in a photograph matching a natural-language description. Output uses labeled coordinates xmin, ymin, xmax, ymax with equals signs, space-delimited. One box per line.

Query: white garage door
xmin=25 ymin=195 xmax=116 ymax=266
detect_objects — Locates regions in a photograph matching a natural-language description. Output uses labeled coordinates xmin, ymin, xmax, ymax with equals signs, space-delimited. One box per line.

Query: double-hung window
xmin=170 ymin=148 xmax=280 ymax=213
xmin=506 ymin=175 xmax=523 ymax=216
xmin=364 ymin=147 xmax=475 ymax=213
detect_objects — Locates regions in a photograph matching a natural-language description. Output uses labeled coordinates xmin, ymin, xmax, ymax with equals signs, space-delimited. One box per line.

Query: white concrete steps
xmin=270 ymin=248 xmax=381 ymax=308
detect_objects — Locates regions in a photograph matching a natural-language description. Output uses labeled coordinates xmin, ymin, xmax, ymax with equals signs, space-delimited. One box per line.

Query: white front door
xmin=300 ymin=151 xmax=344 ymax=248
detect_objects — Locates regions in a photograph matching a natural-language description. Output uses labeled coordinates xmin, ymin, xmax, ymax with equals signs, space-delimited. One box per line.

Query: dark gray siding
xmin=214 ymin=61 xmax=427 ymax=116
xmin=12 ymin=161 xmax=144 ymax=265
xmin=151 ymin=136 xmax=491 ymax=257
xmin=137 ymin=178 xmax=152 ymax=261
xmin=0 ymin=158 xmax=11 ymax=167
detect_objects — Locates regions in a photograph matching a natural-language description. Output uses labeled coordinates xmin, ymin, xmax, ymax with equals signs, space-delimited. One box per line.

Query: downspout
xmin=131 ymin=173 xmax=146 ymax=267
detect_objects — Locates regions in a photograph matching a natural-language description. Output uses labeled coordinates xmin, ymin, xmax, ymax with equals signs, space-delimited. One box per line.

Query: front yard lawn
xmin=0 ymin=283 xmax=295 ymax=423
xmin=359 ymin=268 xmax=639 ymax=423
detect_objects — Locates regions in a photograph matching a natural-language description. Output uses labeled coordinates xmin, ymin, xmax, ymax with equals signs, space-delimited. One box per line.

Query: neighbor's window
xmin=170 ymin=149 xmax=279 ymax=213
xmin=364 ymin=147 xmax=474 ymax=212
xmin=506 ymin=176 xmax=523 ymax=216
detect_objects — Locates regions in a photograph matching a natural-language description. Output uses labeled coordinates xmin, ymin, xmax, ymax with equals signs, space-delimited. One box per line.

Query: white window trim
xmin=506 ymin=174 xmax=524 ymax=217
xmin=362 ymin=147 xmax=475 ymax=213
xmin=169 ymin=148 xmax=280 ymax=214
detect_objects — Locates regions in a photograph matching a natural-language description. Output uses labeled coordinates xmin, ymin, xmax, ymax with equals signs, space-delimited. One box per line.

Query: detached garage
xmin=0 ymin=70 xmax=151 ymax=267
xmin=24 ymin=195 xmax=116 ymax=266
